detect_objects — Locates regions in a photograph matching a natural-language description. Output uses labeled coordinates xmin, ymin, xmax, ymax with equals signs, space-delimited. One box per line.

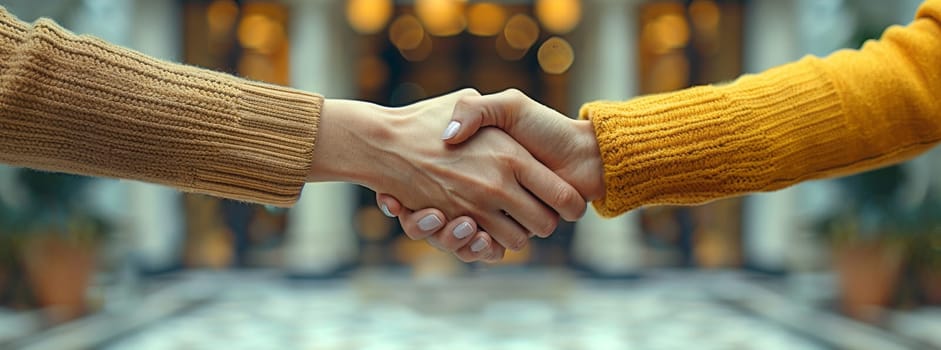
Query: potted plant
xmin=820 ymin=165 xmax=908 ymax=322
xmin=11 ymin=169 xmax=109 ymax=323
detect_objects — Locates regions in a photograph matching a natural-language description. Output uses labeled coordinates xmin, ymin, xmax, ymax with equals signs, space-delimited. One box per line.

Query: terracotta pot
xmin=834 ymin=241 xmax=904 ymax=322
xmin=21 ymin=236 xmax=96 ymax=323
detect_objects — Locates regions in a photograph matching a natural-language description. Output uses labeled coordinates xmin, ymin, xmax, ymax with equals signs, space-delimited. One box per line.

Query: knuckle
xmin=458 ymin=88 xmax=480 ymax=97
xmin=537 ymin=216 xmax=559 ymax=237
xmin=554 ymin=186 xmax=583 ymax=211
xmin=495 ymin=152 xmax=521 ymax=170
xmin=503 ymin=88 xmax=523 ymax=98
xmin=455 ymin=95 xmax=474 ymax=108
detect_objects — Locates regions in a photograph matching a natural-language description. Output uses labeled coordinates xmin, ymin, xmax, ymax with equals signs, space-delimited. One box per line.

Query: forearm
xmin=0 ymin=7 xmax=321 ymax=206
xmin=581 ymin=0 xmax=941 ymax=217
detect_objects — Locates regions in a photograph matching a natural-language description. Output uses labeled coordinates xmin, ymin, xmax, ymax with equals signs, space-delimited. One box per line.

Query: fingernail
xmin=441 ymin=121 xmax=461 ymax=140
xmin=417 ymin=214 xmax=443 ymax=231
xmin=470 ymin=238 xmax=488 ymax=252
xmin=379 ymin=203 xmax=394 ymax=218
xmin=452 ymin=222 xmax=473 ymax=239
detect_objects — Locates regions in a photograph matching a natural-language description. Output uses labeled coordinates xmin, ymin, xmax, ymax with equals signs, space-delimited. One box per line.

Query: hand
xmin=307 ymin=89 xmax=586 ymax=251
xmin=377 ymin=89 xmax=605 ymax=261
xmin=376 ymin=194 xmax=506 ymax=262
xmin=445 ymin=88 xmax=605 ymax=200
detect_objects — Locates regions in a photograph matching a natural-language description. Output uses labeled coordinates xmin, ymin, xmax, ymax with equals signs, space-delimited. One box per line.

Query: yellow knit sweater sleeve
xmin=0 ymin=7 xmax=321 ymax=207
xmin=580 ymin=0 xmax=941 ymax=217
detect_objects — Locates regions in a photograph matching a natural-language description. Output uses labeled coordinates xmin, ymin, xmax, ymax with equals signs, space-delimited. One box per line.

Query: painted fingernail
xmin=452 ymin=222 xmax=474 ymax=239
xmin=441 ymin=121 xmax=461 ymax=140
xmin=470 ymin=238 xmax=488 ymax=252
xmin=417 ymin=214 xmax=443 ymax=231
xmin=379 ymin=203 xmax=394 ymax=218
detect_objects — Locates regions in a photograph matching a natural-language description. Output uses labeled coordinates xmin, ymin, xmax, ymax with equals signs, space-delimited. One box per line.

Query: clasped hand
xmin=370 ymin=89 xmax=606 ymax=263
xmin=308 ymin=89 xmax=602 ymax=261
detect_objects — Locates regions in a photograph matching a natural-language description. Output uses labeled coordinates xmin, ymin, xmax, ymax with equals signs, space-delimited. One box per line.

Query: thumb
xmin=441 ymin=89 xmax=527 ymax=144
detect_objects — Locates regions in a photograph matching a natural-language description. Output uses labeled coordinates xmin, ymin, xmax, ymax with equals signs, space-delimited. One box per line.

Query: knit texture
xmin=0 ymin=7 xmax=322 ymax=206
xmin=581 ymin=0 xmax=941 ymax=217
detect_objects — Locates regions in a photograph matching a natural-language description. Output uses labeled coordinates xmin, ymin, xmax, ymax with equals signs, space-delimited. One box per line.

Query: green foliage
xmin=17 ymin=169 xmax=90 ymax=208
xmin=1 ymin=169 xmax=109 ymax=239
xmin=818 ymin=165 xmax=909 ymax=242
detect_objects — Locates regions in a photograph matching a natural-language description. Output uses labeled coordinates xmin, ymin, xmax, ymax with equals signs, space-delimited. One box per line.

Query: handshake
xmin=308 ymin=88 xmax=606 ymax=263
xmin=1 ymin=0 xmax=934 ymax=267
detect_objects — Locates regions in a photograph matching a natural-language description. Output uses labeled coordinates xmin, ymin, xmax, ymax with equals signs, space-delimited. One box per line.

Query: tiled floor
xmin=104 ymin=272 xmax=828 ymax=350
xmin=5 ymin=270 xmax=932 ymax=350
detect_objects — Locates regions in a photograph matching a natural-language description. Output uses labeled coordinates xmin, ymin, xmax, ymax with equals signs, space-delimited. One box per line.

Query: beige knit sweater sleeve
xmin=0 ymin=7 xmax=322 ymax=206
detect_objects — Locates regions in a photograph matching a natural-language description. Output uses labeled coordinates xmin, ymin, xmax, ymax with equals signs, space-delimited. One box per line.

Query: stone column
xmin=282 ymin=0 xmax=359 ymax=276
xmin=123 ymin=0 xmax=185 ymax=272
xmin=742 ymin=0 xmax=808 ymax=272
xmin=570 ymin=0 xmax=644 ymax=275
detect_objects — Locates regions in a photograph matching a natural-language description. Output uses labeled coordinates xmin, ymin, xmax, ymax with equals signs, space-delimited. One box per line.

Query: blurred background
xmin=1 ymin=0 xmax=940 ymax=349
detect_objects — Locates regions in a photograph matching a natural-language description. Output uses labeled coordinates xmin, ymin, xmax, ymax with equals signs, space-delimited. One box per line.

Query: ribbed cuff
xmin=579 ymin=57 xmax=842 ymax=217
xmin=0 ymin=6 xmax=28 ymax=54
xmin=193 ymin=80 xmax=322 ymax=207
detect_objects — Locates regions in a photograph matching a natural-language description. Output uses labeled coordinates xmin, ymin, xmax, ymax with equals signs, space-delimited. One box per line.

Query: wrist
xmin=573 ymin=119 xmax=606 ymax=201
xmin=307 ymin=99 xmax=392 ymax=187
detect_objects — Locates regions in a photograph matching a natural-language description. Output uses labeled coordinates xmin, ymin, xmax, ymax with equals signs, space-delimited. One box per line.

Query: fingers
xmin=411 ymin=215 xmax=509 ymax=263
xmin=514 ymin=158 xmax=587 ymax=222
xmin=395 ymin=208 xmax=445 ymax=240
xmin=375 ymin=192 xmax=503 ymax=261
xmin=500 ymin=187 xmax=560 ymax=239
xmin=403 ymin=213 xmax=504 ymax=263
xmin=384 ymin=194 xmax=532 ymax=251
xmin=443 ymin=88 xmax=527 ymax=144
xmin=475 ymin=210 xmax=531 ymax=251
xmin=427 ymin=216 xmax=477 ymax=254
xmin=455 ymin=232 xmax=506 ymax=263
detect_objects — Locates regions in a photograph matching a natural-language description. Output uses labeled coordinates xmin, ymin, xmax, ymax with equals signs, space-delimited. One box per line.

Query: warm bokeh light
xmin=643 ymin=13 xmax=690 ymax=53
xmin=495 ymin=33 xmax=528 ymax=61
xmin=504 ymin=14 xmax=540 ymax=50
xmin=647 ymin=52 xmax=690 ymax=93
xmin=206 ymin=0 xmax=238 ymax=35
xmin=415 ymin=0 xmax=466 ymax=37
xmin=346 ymin=0 xmax=394 ymax=34
xmin=467 ymin=3 xmax=508 ymax=36
xmin=535 ymin=0 xmax=581 ymax=34
xmin=237 ymin=14 xmax=285 ymax=54
xmin=399 ymin=34 xmax=434 ymax=62
xmin=357 ymin=55 xmax=389 ymax=91
xmin=389 ymin=15 xmax=425 ymax=51
xmin=537 ymin=36 xmax=574 ymax=74
xmin=689 ymin=0 xmax=721 ymax=32
xmin=238 ymin=51 xmax=276 ymax=86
